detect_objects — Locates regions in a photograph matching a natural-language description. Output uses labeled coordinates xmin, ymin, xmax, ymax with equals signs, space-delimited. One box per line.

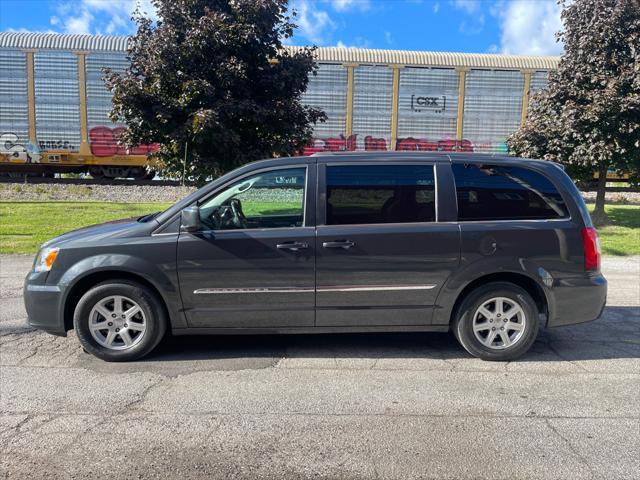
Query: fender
xmin=57 ymin=253 xmax=186 ymax=330
xmin=431 ymin=255 xmax=555 ymax=326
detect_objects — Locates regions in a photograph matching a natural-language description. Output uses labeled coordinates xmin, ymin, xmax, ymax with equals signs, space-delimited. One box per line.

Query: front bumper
xmin=24 ymin=275 xmax=67 ymax=337
xmin=547 ymin=273 xmax=607 ymax=328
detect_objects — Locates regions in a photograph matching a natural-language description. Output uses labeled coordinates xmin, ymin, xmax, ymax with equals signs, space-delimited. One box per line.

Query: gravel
xmin=1 ymin=181 xmax=639 ymax=205
xmin=580 ymin=191 xmax=640 ymax=205
xmin=0 ymin=182 xmax=197 ymax=203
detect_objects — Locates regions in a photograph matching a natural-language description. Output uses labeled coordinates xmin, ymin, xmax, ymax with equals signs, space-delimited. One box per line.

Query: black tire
xmin=453 ymin=282 xmax=539 ymax=361
xmin=73 ymin=280 xmax=167 ymax=362
xmin=88 ymin=166 xmax=105 ymax=179
xmin=131 ymin=167 xmax=147 ymax=181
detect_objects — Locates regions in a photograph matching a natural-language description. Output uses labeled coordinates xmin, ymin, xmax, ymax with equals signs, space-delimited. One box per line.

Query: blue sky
xmin=0 ymin=0 xmax=564 ymax=55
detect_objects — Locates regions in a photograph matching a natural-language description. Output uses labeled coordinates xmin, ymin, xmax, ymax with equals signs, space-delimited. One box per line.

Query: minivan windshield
xmin=152 ymin=161 xmax=273 ymax=225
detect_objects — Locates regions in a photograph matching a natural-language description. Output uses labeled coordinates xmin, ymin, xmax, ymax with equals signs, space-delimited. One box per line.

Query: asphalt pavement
xmin=1 ymin=254 xmax=639 ymax=479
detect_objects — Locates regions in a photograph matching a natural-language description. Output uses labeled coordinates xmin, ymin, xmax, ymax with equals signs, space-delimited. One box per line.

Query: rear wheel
xmin=73 ymin=281 xmax=167 ymax=361
xmin=453 ymin=282 xmax=539 ymax=361
xmin=131 ymin=167 xmax=147 ymax=181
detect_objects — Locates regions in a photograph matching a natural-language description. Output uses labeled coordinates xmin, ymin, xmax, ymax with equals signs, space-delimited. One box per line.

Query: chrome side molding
xmin=319 ymin=285 xmax=436 ymax=292
xmin=193 ymin=284 xmax=437 ymax=294
xmin=194 ymin=287 xmax=314 ymax=295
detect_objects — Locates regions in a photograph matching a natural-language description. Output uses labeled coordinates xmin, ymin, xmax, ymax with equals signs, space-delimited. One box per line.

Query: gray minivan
xmin=24 ymin=153 xmax=607 ymax=362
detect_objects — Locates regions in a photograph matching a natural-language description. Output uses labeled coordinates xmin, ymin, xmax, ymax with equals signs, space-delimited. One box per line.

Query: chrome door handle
xmin=322 ymin=240 xmax=355 ymax=250
xmin=276 ymin=242 xmax=309 ymax=252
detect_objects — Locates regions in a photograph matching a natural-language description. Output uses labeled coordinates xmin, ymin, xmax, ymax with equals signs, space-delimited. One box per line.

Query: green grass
xmin=0 ymin=202 xmax=170 ymax=254
xmin=590 ymin=204 xmax=640 ymax=256
xmin=0 ymin=200 xmax=301 ymax=254
xmin=238 ymin=201 xmax=301 ymax=217
xmin=1 ymin=201 xmax=638 ymax=256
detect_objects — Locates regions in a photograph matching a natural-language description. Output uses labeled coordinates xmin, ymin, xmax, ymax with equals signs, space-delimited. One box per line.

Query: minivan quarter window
xmin=326 ymin=164 xmax=436 ymax=225
xmin=452 ymin=163 xmax=569 ymax=221
xmin=198 ymin=167 xmax=306 ymax=230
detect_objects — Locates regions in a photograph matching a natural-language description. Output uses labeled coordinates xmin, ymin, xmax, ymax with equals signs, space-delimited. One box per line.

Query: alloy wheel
xmin=472 ymin=296 xmax=526 ymax=350
xmin=88 ymin=295 xmax=147 ymax=350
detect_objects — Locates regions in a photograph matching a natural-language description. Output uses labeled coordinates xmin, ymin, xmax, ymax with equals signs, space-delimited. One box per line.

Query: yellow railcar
xmin=6 ymin=31 xmax=625 ymax=183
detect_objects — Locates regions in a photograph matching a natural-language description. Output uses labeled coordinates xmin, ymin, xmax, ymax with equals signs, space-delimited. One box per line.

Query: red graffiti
xmin=397 ymin=137 xmax=439 ymax=151
xmin=364 ymin=136 xmax=388 ymax=151
xmin=89 ymin=126 xmax=159 ymax=157
xmin=302 ymin=134 xmax=474 ymax=155
xmin=397 ymin=137 xmax=473 ymax=152
xmin=302 ymin=134 xmax=358 ymax=155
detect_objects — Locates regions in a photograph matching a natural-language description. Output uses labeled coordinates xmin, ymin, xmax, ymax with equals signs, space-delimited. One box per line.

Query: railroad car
xmin=1 ymin=32 xmax=558 ymax=180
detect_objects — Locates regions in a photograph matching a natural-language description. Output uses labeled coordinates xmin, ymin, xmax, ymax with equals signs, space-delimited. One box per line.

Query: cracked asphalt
xmin=1 ymin=254 xmax=639 ymax=480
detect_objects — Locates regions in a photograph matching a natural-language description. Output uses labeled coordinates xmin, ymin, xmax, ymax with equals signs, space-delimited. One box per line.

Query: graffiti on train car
xmin=396 ymin=137 xmax=473 ymax=152
xmin=89 ymin=127 xmax=159 ymax=157
xmin=302 ymin=134 xmax=474 ymax=155
xmin=302 ymin=134 xmax=357 ymax=154
xmin=39 ymin=140 xmax=75 ymax=151
xmin=0 ymin=133 xmax=41 ymax=163
xmin=1 ymin=128 xmax=158 ymax=162
xmin=364 ymin=136 xmax=388 ymax=151
xmin=410 ymin=95 xmax=446 ymax=114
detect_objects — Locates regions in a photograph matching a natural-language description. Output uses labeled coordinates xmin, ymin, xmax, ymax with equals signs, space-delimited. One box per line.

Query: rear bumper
xmin=547 ymin=273 xmax=607 ymax=327
xmin=24 ymin=282 xmax=67 ymax=337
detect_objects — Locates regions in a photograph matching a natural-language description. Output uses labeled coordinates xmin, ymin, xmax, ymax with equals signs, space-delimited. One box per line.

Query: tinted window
xmin=326 ymin=165 xmax=435 ymax=225
xmin=452 ymin=163 xmax=568 ymax=221
xmin=199 ymin=168 xmax=306 ymax=230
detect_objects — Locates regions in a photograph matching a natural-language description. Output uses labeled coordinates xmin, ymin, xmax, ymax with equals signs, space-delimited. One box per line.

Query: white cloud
xmin=335 ymin=37 xmax=370 ymax=49
xmin=50 ymin=0 xmax=157 ymax=35
xmin=433 ymin=2 xmax=440 ymax=13
xmin=459 ymin=14 xmax=485 ymax=35
xmin=450 ymin=0 xmax=484 ymax=35
xmin=60 ymin=8 xmax=94 ymax=34
xmin=6 ymin=27 xmax=57 ymax=34
xmin=451 ymin=0 xmax=480 ymax=14
xmin=291 ymin=0 xmax=336 ymax=44
xmin=384 ymin=31 xmax=393 ymax=45
xmin=331 ymin=0 xmax=370 ymax=12
xmin=497 ymin=0 xmax=563 ymax=55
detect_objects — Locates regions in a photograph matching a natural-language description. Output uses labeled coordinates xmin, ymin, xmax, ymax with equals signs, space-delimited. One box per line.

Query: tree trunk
xmin=591 ymin=164 xmax=609 ymax=226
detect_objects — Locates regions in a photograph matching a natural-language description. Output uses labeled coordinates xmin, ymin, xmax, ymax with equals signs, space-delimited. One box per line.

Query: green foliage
xmin=508 ymin=0 xmax=640 ymax=221
xmin=105 ymin=0 xmax=325 ymax=184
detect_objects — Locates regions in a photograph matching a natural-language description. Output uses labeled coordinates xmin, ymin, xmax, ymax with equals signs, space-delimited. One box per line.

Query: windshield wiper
xmin=137 ymin=211 xmax=160 ymax=222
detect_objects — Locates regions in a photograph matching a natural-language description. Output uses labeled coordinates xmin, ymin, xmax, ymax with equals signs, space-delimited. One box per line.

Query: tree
xmin=508 ymin=0 xmax=640 ymax=225
xmin=105 ymin=0 xmax=325 ymax=183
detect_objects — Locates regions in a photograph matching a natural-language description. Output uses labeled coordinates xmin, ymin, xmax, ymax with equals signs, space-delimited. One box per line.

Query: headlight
xmin=34 ymin=247 xmax=60 ymax=272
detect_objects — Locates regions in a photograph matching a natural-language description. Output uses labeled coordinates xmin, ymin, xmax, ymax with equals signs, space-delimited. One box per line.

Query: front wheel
xmin=453 ymin=282 xmax=540 ymax=361
xmin=73 ymin=281 xmax=167 ymax=361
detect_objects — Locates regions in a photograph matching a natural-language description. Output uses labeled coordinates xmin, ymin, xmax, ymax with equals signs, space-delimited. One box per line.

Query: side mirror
xmin=180 ymin=206 xmax=202 ymax=232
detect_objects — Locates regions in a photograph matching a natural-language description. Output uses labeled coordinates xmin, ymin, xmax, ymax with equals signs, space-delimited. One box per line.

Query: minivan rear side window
xmin=452 ymin=163 xmax=568 ymax=221
xmin=326 ymin=165 xmax=435 ymax=225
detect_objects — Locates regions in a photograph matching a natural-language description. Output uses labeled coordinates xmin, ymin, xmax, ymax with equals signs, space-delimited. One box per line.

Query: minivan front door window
xmin=198 ymin=167 xmax=306 ymax=230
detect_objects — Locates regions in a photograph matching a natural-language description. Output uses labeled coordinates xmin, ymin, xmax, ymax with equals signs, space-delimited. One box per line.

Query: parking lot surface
xmin=1 ymin=254 xmax=639 ymax=479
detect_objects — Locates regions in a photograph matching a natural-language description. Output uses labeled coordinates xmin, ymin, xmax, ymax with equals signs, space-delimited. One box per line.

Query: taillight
xmin=581 ymin=227 xmax=601 ymax=272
